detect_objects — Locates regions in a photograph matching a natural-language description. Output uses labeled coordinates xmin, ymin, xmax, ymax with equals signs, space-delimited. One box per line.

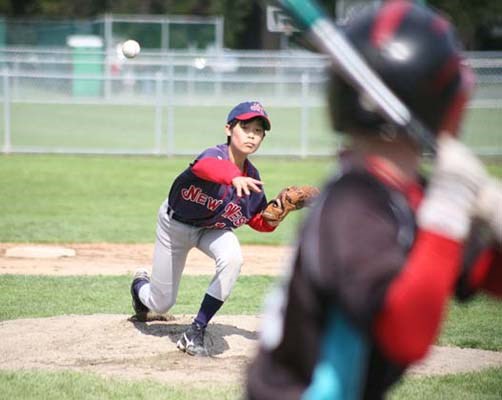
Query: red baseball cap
xmin=226 ymin=101 xmax=271 ymax=131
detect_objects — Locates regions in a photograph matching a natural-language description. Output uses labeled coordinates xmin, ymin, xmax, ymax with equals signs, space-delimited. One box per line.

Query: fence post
xmin=215 ymin=16 xmax=224 ymax=51
xmin=154 ymin=71 xmax=163 ymax=155
xmin=300 ymin=72 xmax=310 ymax=158
xmin=103 ymin=13 xmax=113 ymax=100
xmin=214 ymin=20 xmax=224 ymax=96
xmin=2 ymin=68 xmax=11 ymax=154
xmin=161 ymin=17 xmax=170 ymax=50
xmin=166 ymin=63 xmax=175 ymax=157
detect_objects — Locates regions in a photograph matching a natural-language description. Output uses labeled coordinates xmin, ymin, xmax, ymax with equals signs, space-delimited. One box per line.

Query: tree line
xmin=0 ymin=0 xmax=501 ymax=50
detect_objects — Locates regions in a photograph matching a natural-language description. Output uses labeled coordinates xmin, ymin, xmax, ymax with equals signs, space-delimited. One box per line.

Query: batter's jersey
xmin=246 ymin=170 xmax=418 ymax=400
xmin=167 ymin=144 xmax=267 ymax=229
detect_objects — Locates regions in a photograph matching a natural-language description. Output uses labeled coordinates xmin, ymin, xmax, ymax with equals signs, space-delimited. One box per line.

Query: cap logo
xmin=250 ymin=102 xmax=266 ymax=115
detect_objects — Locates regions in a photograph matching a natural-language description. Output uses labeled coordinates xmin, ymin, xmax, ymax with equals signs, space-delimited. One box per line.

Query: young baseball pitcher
xmin=246 ymin=1 xmax=502 ymax=399
xmin=130 ymin=101 xmax=280 ymax=356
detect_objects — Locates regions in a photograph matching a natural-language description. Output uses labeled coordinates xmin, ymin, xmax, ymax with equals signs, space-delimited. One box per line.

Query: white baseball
xmin=122 ymin=40 xmax=141 ymax=59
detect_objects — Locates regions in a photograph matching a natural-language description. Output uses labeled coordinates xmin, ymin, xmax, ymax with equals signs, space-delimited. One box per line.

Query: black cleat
xmin=130 ymin=268 xmax=150 ymax=320
xmin=177 ymin=322 xmax=209 ymax=357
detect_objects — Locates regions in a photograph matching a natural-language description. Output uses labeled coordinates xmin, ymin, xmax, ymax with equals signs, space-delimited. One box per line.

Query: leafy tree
xmin=209 ymin=0 xmax=253 ymax=48
xmin=0 ymin=0 xmax=501 ymax=50
xmin=429 ymin=0 xmax=502 ymax=49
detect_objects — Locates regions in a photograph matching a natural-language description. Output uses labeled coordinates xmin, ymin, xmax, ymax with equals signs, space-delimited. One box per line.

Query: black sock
xmin=133 ymin=279 xmax=148 ymax=295
xmin=194 ymin=293 xmax=224 ymax=328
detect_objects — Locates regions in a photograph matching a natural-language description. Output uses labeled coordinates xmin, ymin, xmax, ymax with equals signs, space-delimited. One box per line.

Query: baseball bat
xmin=274 ymin=0 xmax=437 ymax=152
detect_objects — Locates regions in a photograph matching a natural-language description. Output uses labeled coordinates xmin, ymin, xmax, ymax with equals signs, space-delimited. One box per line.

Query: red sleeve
xmin=374 ymin=230 xmax=462 ymax=365
xmin=456 ymin=247 xmax=502 ymax=298
xmin=191 ymin=158 xmax=241 ymax=185
xmin=247 ymin=213 xmax=277 ymax=232
xmin=480 ymin=249 xmax=502 ymax=297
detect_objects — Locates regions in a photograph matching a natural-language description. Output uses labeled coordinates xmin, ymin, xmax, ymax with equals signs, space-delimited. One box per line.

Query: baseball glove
xmin=262 ymin=185 xmax=320 ymax=223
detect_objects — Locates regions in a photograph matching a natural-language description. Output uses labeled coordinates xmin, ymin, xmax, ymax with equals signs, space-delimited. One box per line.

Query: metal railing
xmin=0 ymin=48 xmax=501 ymax=157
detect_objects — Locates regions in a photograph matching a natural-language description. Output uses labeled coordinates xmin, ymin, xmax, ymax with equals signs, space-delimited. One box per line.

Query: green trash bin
xmin=0 ymin=16 xmax=6 ymax=47
xmin=67 ymin=35 xmax=104 ymax=97
xmin=0 ymin=16 xmax=6 ymax=70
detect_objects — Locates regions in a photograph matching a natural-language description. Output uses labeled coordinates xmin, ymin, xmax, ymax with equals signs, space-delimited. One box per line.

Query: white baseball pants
xmin=138 ymin=200 xmax=243 ymax=314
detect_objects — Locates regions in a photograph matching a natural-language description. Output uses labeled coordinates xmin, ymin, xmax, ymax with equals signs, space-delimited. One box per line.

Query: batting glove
xmin=417 ymin=135 xmax=489 ymax=241
xmin=474 ymin=178 xmax=502 ymax=244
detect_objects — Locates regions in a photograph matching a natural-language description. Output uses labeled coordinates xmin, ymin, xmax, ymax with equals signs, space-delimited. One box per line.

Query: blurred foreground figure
xmin=246 ymin=1 xmax=502 ymax=399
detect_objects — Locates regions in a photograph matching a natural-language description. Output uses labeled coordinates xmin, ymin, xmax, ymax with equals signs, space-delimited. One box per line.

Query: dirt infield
xmin=0 ymin=243 xmax=292 ymax=276
xmin=1 ymin=243 xmax=502 ymax=386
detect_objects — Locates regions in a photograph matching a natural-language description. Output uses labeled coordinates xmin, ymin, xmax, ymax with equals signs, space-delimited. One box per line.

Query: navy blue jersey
xmin=168 ymin=144 xmax=267 ymax=229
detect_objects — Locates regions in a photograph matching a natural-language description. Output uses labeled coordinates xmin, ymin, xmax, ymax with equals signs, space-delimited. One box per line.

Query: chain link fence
xmin=1 ymin=14 xmax=223 ymax=50
xmin=0 ymin=47 xmax=501 ymax=157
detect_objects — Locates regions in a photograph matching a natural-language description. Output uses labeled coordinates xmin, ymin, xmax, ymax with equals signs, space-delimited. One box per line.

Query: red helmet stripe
xmin=431 ymin=14 xmax=450 ymax=34
xmin=439 ymin=88 xmax=468 ymax=136
xmin=431 ymin=55 xmax=461 ymax=92
xmin=439 ymin=64 xmax=475 ymax=135
xmin=371 ymin=0 xmax=413 ymax=48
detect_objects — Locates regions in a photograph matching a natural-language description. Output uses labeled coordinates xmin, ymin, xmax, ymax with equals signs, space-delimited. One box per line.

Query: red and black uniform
xmin=168 ymin=143 xmax=274 ymax=232
xmin=246 ymin=157 xmax=502 ymax=400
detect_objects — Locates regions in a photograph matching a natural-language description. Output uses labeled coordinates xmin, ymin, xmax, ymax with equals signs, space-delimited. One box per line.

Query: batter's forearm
xmin=373 ymin=230 xmax=462 ymax=365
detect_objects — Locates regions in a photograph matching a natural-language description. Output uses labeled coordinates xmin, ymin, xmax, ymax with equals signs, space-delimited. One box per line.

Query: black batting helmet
xmin=329 ymin=0 xmax=474 ymax=141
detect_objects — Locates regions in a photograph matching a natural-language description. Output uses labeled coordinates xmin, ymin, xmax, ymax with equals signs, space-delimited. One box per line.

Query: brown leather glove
xmin=262 ymin=185 xmax=320 ymax=223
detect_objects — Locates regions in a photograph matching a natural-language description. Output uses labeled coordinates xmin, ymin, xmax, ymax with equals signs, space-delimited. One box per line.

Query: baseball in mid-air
xmin=122 ymin=40 xmax=141 ymax=58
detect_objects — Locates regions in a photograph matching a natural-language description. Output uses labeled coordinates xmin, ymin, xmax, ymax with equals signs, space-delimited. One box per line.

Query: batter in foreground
xmin=246 ymin=1 xmax=502 ymax=399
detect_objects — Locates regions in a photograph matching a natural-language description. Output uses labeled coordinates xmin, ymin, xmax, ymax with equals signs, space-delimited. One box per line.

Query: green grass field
xmin=1 ymin=154 xmax=500 ymax=244
xmin=0 ymin=154 xmax=334 ymax=244
xmin=1 ymin=103 xmax=501 ymax=155
xmin=0 ymin=275 xmax=502 ymax=400
xmin=1 ymin=367 xmax=501 ymax=400
xmin=1 ymin=154 xmax=501 ymax=399
xmin=0 ymin=274 xmax=501 ymax=400
xmin=1 ymin=103 xmax=337 ymax=154
xmin=0 ymin=275 xmax=500 ymax=350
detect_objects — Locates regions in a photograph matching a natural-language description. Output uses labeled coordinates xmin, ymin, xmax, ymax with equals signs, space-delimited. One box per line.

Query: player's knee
xmin=148 ymin=289 xmax=176 ymax=314
xmin=148 ymin=282 xmax=177 ymax=314
xmin=217 ymin=251 xmax=243 ymax=272
xmin=151 ymin=297 xmax=175 ymax=314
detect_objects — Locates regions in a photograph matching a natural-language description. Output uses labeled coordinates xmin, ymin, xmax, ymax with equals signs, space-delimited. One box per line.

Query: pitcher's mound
xmin=0 ymin=314 xmax=261 ymax=385
xmin=0 ymin=314 xmax=501 ymax=386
